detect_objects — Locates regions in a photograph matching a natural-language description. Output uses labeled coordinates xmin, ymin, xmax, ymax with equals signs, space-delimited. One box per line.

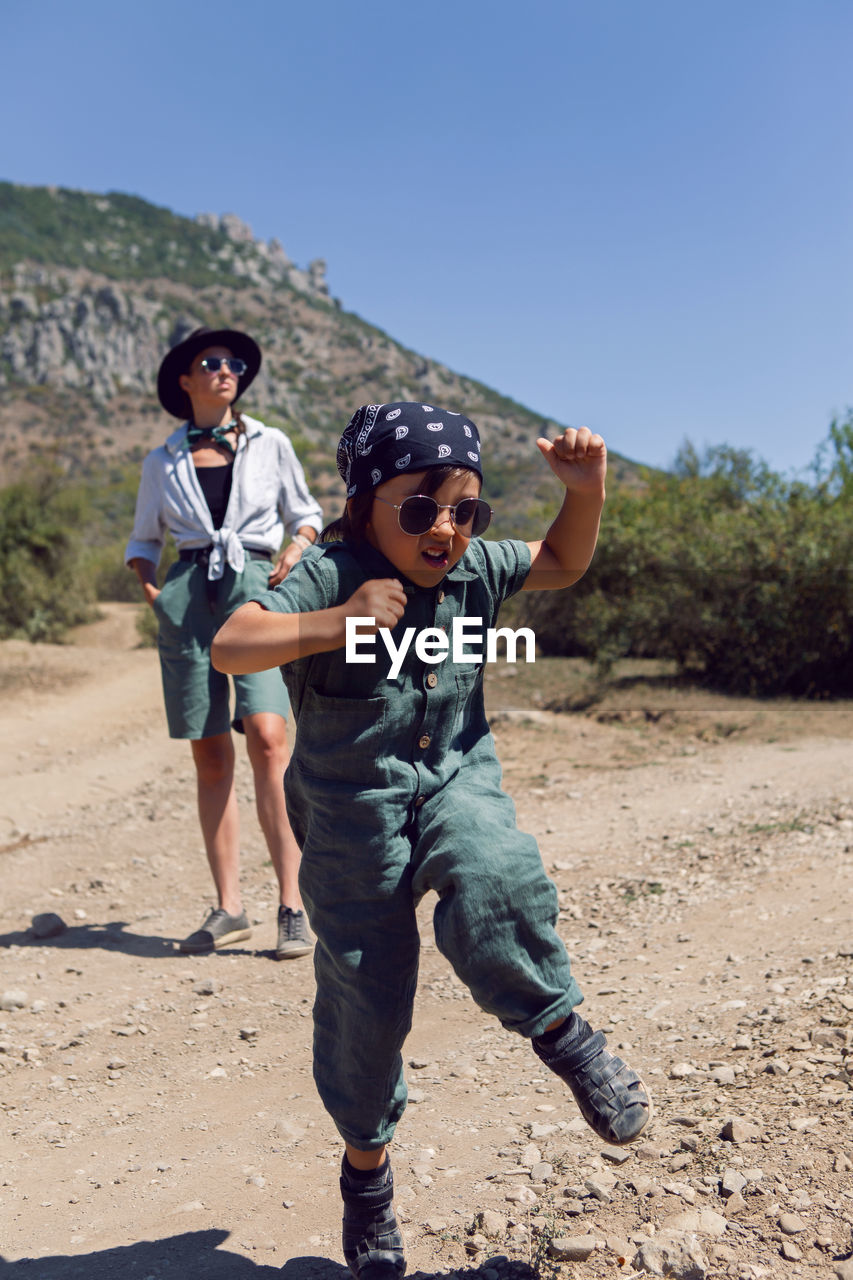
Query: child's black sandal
xmin=533 ymin=1013 xmax=652 ymax=1145
xmin=340 ymin=1160 xmax=406 ymax=1280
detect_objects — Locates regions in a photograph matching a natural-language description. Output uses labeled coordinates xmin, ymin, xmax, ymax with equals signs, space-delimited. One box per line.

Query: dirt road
xmin=1 ymin=606 xmax=851 ymax=1279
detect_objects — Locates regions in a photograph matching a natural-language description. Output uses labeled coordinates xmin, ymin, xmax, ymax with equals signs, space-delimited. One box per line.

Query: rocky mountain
xmin=0 ymin=181 xmax=637 ymax=521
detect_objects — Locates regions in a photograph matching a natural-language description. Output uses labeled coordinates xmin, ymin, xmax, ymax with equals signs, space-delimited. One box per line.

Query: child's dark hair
xmin=320 ymin=466 xmax=478 ymax=544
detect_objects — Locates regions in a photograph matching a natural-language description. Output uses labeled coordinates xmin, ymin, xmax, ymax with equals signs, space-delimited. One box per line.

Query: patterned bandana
xmin=336 ymin=402 xmax=483 ymax=498
xmin=185 ymin=421 xmax=237 ymax=454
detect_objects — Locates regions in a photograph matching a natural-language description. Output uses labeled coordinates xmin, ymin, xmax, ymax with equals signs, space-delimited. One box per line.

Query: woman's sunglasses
xmin=199 ymin=356 xmax=248 ymax=376
xmin=374 ymin=494 xmax=492 ymax=537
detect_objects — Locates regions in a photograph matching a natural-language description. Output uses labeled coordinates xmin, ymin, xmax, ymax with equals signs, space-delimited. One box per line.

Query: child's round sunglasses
xmin=374 ymin=494 xmax=492 ymax=537
xmin=199 ymin=356 xmax=248 ymax=375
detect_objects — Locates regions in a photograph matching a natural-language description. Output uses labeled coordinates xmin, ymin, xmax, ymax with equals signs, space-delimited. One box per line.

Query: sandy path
xmin=1 ymin=607 xmax=851 ymax=1279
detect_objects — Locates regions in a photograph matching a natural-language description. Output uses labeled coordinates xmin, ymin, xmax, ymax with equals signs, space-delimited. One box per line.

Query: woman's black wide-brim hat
xmin=157 ymin=326 xmax=262 ymax=419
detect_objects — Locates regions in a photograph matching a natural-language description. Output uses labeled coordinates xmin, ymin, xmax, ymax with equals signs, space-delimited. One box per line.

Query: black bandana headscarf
xmin=336 ymin=402 xmax=483 ymax=498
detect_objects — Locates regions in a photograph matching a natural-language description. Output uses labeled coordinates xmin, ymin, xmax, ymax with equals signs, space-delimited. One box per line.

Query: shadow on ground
xmin=0 ymin=923 xmax=273 ymax=960
xmin=0 ymin=1236 xmax=538 ymax=1280
xmin=0 ymin=1235 xmax=345 ymax=1280
xmin=0 ymin=922 xmax=179 ymax=958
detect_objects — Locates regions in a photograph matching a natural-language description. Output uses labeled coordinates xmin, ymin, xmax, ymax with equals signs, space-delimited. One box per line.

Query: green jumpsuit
xmin=255 ymin=536 xmax=582 ymax=1149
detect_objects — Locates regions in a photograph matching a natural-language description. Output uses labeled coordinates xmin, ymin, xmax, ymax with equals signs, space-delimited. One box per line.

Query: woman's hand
xmin=129 ymin=558 xmax=161 ymax=609
xmin=269 ymin=544 xmax=303 ymax=587
xmin=269 ymin=531 xmax=318 ymax=587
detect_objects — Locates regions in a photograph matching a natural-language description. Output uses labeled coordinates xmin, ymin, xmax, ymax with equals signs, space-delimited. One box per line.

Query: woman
xmin=126 ymin=325 xmax=323 ymax=958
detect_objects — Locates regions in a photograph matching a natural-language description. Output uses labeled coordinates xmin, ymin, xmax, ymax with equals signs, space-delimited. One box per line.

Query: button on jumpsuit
xmin=255 ymin=537 xmax=583 ymax=1149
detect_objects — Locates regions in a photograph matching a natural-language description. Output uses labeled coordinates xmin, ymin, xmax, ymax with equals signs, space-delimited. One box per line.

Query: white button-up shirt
xmin=125 ymin=415 xmax=324 ymax=580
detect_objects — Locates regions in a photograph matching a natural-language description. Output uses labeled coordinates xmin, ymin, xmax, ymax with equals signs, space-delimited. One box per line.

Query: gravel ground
xmin=0 ymin=606 xmax=851 ymax=1280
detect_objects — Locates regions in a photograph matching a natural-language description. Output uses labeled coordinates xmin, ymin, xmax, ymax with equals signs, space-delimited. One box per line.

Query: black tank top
xmin=195 ymin=463 xmax=234 ymax=530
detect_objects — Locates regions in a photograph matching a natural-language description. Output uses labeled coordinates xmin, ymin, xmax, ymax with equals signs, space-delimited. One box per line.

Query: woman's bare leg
xmin=242 ymin=712 xmax=303 ymax=910
xmin=190 ymin=732 xmax=242 ymax=915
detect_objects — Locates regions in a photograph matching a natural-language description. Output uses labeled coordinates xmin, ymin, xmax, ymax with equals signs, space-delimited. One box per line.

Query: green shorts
xmin=153 ymin=556 xmax=290 ymax=740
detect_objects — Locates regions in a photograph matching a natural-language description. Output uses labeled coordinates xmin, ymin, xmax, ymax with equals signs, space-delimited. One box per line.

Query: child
xmin=212 ymin=402 xmax=651 ymax=1279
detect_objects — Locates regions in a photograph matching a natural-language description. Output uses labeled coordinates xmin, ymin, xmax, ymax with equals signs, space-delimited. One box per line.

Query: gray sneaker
xmin=275 ymin=906 xmax=313 ymax=960
xmin=179 ymin=908 xmax=252 ymax=954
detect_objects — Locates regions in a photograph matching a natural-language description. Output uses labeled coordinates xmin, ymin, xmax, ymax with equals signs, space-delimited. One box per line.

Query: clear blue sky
xmin=7 ymin=0 xmax=852 ymax=474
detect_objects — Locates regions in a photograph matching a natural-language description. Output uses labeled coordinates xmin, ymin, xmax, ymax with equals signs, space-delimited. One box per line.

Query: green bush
xmin=0 ymin=465 xmax=96 ymax=640
xmin=84 ymin=543 xmax=144 ymax=602
xmin=522 ymin=424 xmax=853 ymax=697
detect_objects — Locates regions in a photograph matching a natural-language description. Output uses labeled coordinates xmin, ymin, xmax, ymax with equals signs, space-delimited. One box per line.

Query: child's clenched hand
xmin=345 ymin=578 xmax=408 ymax=632
xmin=536 ymin=426 xmax=607 ymax=494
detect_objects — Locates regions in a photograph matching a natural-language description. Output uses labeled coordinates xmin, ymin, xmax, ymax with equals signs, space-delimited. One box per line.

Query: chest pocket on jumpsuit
xmin=294 ymin=685 xmax=387 ymax=788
